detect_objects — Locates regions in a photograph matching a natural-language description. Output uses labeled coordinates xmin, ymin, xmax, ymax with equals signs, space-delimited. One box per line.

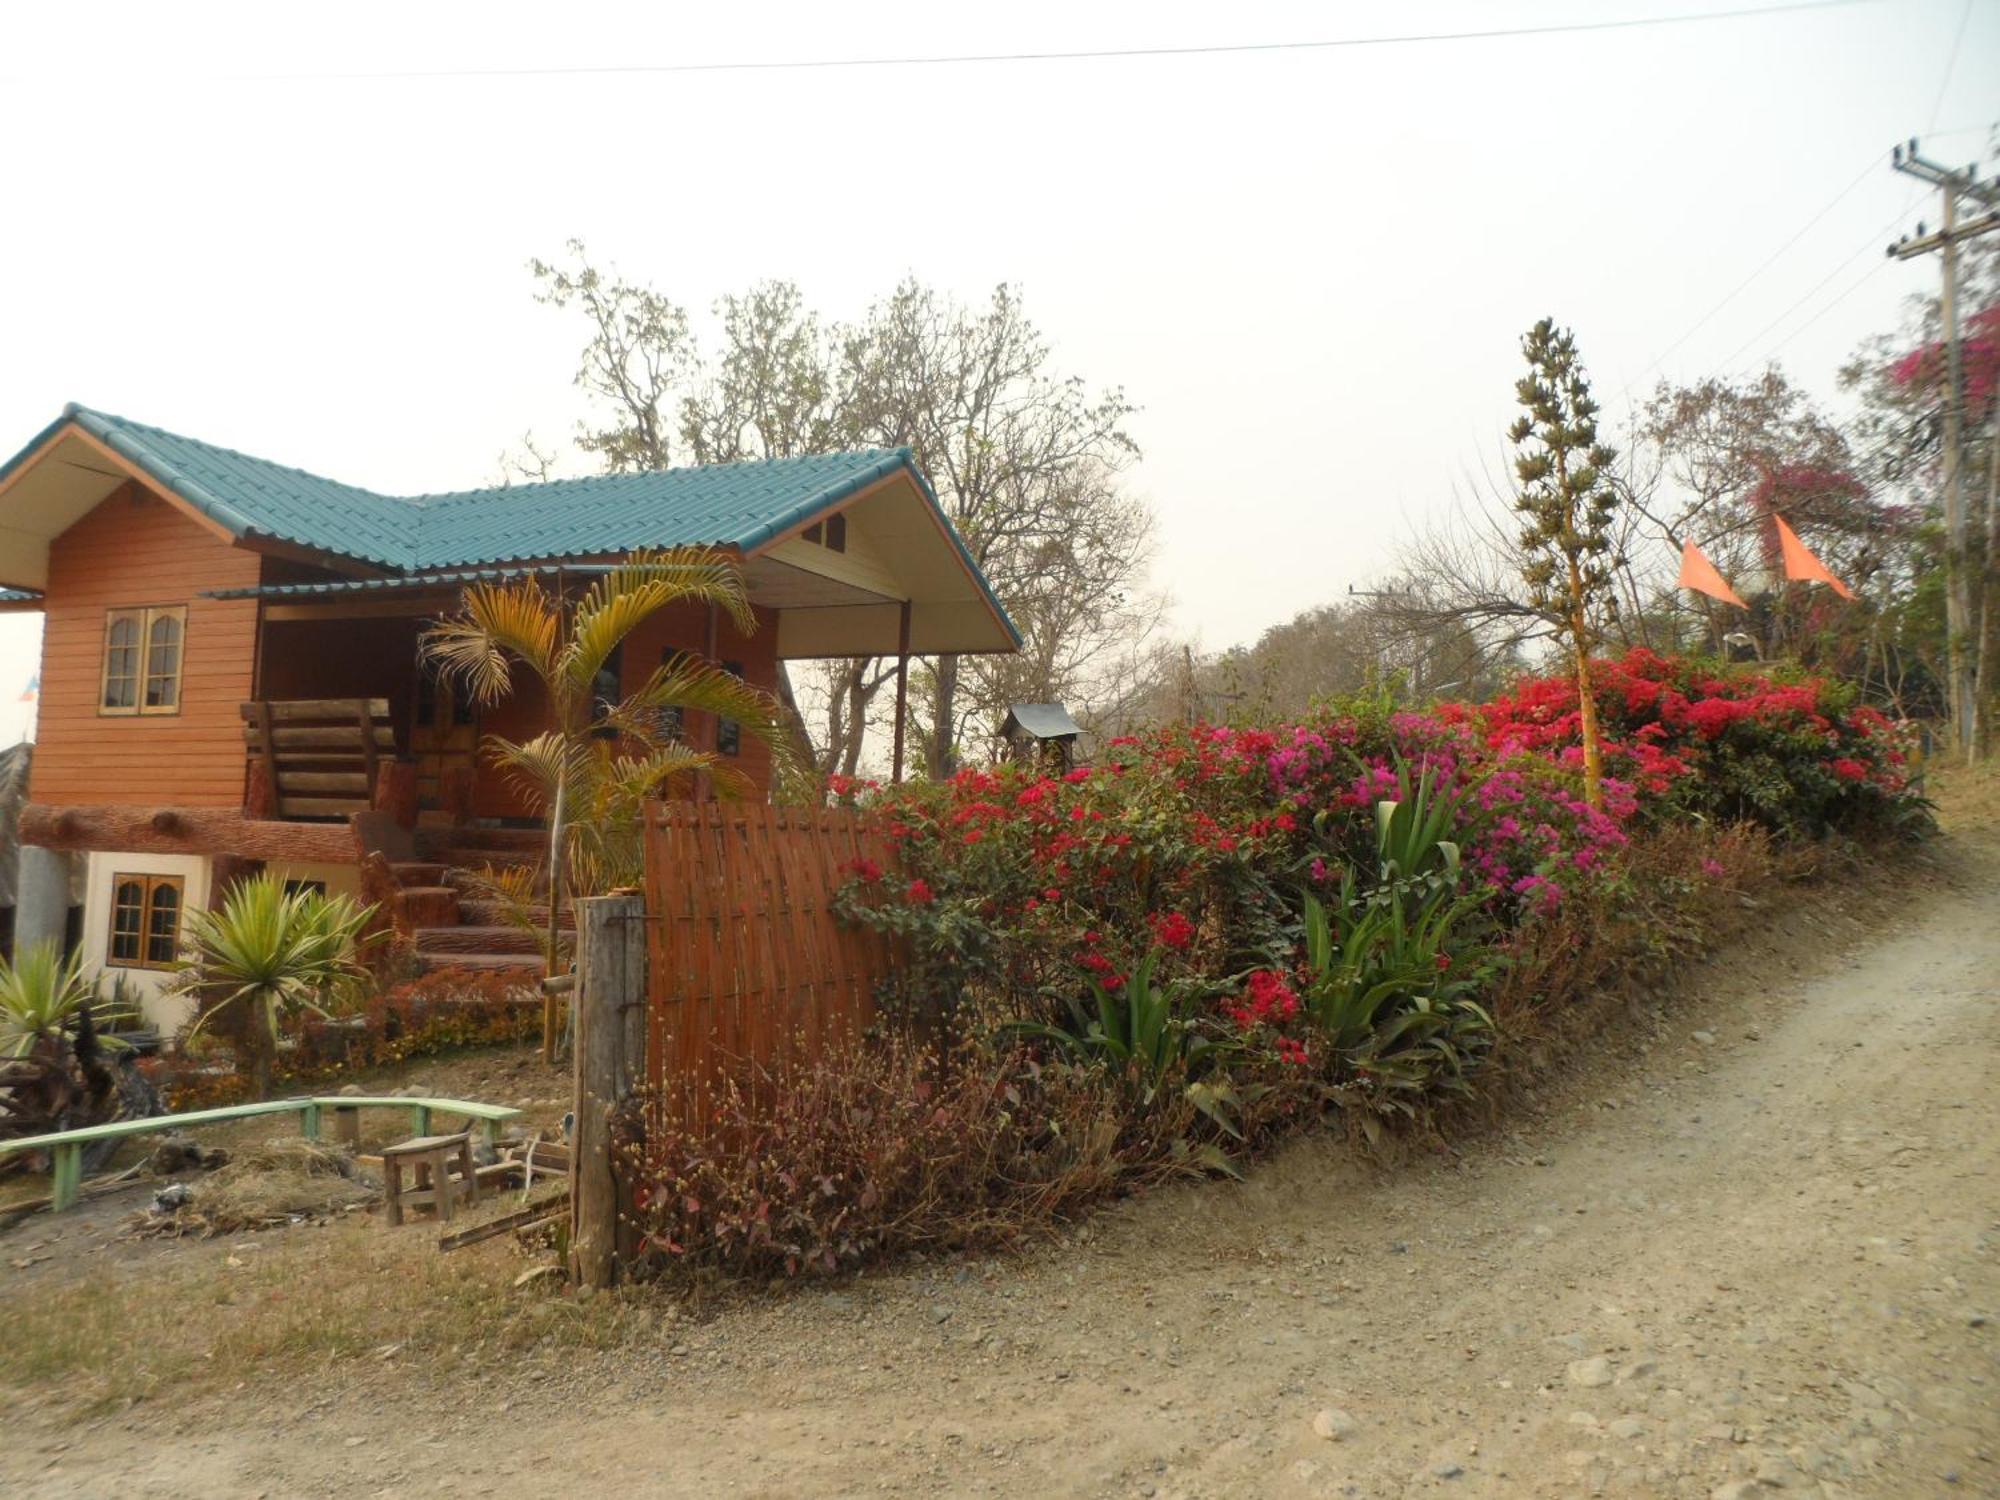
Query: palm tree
xmin=421 ymin=547 xmax=794 ymax=950
xmin=174 ymin=876 xmax=376 ymax=1098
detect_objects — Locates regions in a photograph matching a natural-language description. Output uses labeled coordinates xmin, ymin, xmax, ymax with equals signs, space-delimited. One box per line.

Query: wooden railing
xmin=241 ymin=697 xmax=397 ymax=821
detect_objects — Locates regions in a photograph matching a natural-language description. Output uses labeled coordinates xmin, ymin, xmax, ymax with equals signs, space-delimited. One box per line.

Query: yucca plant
xmin=422 ymin=548 xmax=797 ymax=968
xmin=173 ymin=876 xmax=377 ymax=1098
xmin=0 ymin=943 xmax=102 ymax=1062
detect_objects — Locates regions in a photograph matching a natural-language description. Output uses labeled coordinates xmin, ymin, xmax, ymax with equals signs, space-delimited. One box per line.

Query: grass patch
xmin=0 ymin=1213 xmax=640 ymax=1417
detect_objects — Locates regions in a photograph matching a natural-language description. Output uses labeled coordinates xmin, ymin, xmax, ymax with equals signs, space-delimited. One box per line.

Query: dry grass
xmin=0 ymin=1208 xmax=641 ymax=1416
xmin=136 ymin=1138 xmax=375 ymax=1237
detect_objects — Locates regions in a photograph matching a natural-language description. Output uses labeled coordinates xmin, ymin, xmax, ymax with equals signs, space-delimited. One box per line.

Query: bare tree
xmin=527 ymin=248 xmax=1156 ymax=779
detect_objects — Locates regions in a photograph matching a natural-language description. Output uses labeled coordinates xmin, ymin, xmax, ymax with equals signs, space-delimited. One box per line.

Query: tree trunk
xmin=1973 ymin=403 xmax=1998 ymax=762
xmin=1572 ymin=630 xmax=1605 ymax=813
xmin=1563 ymin=545 xmax=1605 ymax=812
xmin=841 ymin=663 xmax=873 ymax=779
xmin=928 ymin=652 xmax=961 ymax=778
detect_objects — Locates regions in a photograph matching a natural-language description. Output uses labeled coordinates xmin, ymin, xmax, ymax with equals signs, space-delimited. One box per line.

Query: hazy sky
xmin=0 ymin=0 xmax=1993 ymax=743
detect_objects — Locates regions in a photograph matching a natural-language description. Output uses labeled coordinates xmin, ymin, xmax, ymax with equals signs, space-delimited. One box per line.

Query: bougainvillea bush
xmin=629 ymin=651 xmax=1928 ymax=1279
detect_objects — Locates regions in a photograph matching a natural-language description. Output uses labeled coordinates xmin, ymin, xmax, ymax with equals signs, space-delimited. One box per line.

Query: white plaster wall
xmin=263 ymin=860 xmax=363 ymax=902
xmin=82 ymin=850 xmax=211 ymax=1034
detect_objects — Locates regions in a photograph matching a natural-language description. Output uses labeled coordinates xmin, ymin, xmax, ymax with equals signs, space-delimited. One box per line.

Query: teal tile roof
xmin=5 ymin=404 xmax=933 ymax=573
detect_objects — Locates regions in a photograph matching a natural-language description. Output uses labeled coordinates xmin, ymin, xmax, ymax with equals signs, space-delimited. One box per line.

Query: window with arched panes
xmin=144 ymin=610 xmax=182 ymax=710
xmin=107 ymin=874 xmax=184 ymax=969
xmin=101 ymin=606 xmax=186 ymax=715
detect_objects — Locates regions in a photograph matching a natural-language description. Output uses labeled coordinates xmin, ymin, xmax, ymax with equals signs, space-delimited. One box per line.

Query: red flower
xmin=1225 ymin=969 xmax=1300 ymax=1028
xmin=1149 ymin=911 xmax=1196 ymax=952
xmin=1830 ymin=757 xmax=1868 ymax=783
xmin=841 ymin=856 xmax=882 ymax=882
xmin=906 ymin=878 xmax=934 ymax=904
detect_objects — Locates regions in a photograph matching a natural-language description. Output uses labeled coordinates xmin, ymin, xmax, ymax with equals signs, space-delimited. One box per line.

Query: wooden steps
xmin=412 ymin=950 xmax=543 ymax=975
xmin=411 ymin=924 xmax=542 ymax=955
xmin=457 ymin=898 xmax=574 ymax=930
xmin=386 ymin=829 xmax=557 ymax=978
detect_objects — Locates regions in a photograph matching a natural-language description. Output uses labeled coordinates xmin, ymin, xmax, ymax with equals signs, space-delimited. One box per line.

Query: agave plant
xmin=173 ymin=876 xmax=377 ymax=1098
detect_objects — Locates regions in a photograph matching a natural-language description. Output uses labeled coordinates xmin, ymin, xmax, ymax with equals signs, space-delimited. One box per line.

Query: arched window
xmin=107 ymin=874 xmax=184 ymax=970
xmin=101 ymin=606 xmax=186 ymax=715
xmin=101 ymin=616 xmax=140 ymax=710
xmin=109 ymin=879 xmax=145 ymax=963
xmin=144 ymin=882 xmax=182 ymax=966
xmin=144 ymin=611 xmax=182 ymax=709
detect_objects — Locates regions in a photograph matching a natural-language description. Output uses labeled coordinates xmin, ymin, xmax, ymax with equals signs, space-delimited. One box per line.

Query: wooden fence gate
xmin=640 ymin=799 xmax=902 ymax=1121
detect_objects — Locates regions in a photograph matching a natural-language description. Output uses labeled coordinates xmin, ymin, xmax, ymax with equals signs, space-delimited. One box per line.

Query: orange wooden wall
xmin=620 ymin=599 xmax=781 ymax=799
xmin=30 ymin=483 xmax=261 ymax=808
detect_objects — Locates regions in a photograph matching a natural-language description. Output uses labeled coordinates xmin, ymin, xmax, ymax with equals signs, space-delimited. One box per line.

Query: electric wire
xmin=206 ymin=0 xmax=1874 ymax=81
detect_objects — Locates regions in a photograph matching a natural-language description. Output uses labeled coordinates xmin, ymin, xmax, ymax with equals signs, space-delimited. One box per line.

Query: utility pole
xmin=1888 ymin=139 xmax=2000 ymax=762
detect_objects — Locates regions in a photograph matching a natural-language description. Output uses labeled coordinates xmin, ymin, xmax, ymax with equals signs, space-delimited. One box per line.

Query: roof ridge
xmin=67 ymin=404 xmax=412 ymax=506
xmin=403 ymin=445 xmax=911 ymax=511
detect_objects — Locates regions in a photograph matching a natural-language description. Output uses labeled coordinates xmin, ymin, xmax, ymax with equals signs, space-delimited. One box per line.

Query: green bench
xmin=0 ymin=1095 xmax=524 ymax=1212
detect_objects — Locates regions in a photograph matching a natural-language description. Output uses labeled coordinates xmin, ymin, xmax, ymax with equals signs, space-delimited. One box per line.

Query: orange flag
xmin=1773 ymin=514 xmax=1855 ymax=600
xmin=1677 ymin=540 xmax=1748 ymax=608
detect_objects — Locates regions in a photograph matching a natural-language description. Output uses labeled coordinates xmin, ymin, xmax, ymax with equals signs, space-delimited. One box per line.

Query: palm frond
xmin=483 ymin=730 xmax=591 ymax=811
xmin=614 ymin=653 xmax=801 ymax=779
xmin=558 ymin=547 xmax=755 ymax=703
xmin=422 ymin=579 xmax=563 ymax=708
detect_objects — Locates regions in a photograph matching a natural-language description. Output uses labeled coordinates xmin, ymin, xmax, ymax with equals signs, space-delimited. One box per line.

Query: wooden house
xmin=0 ymin=404 xmax=1016 ymax=1024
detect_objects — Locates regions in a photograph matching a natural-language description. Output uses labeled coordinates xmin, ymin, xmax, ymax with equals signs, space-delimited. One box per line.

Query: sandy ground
xmin=4 ymin=802 xmax=1996 ymax=1498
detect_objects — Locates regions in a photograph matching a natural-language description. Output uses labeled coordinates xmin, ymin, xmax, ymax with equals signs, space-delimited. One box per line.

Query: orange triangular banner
xmin=1676 ymin=540 xmax=1748 ymax=608
xmin=1773 ymin=514 xmax=1855 ymax=600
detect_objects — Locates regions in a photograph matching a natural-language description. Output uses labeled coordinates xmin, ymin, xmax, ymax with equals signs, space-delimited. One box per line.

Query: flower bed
xmin=628 ymin=652 xmax=1929 ymax=1280
xmin=148 ymin=967 xmax=541 ymax=1112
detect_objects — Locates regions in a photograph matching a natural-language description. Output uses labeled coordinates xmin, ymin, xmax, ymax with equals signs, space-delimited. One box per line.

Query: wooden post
xmin=252 ymin=701 xmax=279 ymax=817
xmin=693 ymin=601 xmax=721 ymax=803
xmin=892 ymin=599 xmax=911 ymax=784
xmin=357 ymin=699 xmax=381 ymax=795
xmin=570 ymin=890 xmax=645 ymax=1288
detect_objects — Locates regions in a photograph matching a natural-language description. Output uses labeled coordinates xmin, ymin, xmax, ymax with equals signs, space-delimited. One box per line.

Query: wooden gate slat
xmin=642 ymin=796 xmax=900 ymax=1131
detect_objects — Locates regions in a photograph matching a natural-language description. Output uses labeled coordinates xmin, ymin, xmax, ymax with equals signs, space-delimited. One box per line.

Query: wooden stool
xmin=381 ymin=1132 xmax=478 ymax=1226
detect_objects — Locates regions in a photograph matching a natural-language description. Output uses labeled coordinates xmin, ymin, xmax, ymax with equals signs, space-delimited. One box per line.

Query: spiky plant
xmin=0 ymin=943 xmax=101 ymax=1062
xmin=0 ymin=943 xmax=127 ymax=1146
xmin=174 ymin=876 xmax=376 ymax=1099
xmin=1509 ymin=317 xmax=1620 ymax=810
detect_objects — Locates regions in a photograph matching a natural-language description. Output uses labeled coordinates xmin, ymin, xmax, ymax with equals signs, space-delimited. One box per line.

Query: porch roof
xmin=200 ymin=564 xmax=615 ymax=601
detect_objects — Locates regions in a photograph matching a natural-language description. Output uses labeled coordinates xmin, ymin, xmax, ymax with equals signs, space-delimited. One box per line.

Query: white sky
xmin=0 ymin=0 xmax=1994 ymax=745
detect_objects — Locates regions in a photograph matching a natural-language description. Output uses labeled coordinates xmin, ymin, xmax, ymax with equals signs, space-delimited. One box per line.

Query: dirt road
xmin=9 ymin=821 xmax=1997 ymax=1498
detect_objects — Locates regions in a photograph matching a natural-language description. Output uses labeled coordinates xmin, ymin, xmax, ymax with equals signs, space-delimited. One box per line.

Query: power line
xmin=1928 ymin=0 xmax=1974 ymax=133
xmin=1624 ymin=151 xmax=1884 ymax=392
xmin=211 ymin=0 xmax=1872 ymax=81
xmin=1711 ymin=188 xmax=1929 ymax=372
xmin=1759 ymin=255 xmax=1892 ymax=363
